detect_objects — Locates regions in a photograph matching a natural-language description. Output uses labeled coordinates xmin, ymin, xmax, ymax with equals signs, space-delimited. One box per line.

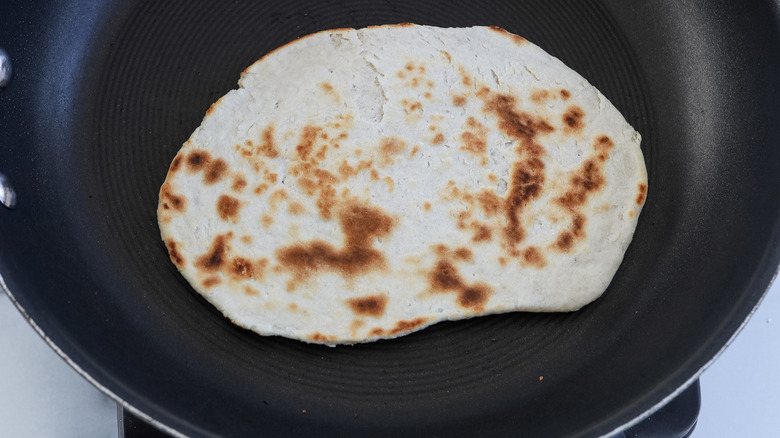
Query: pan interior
xmin=4 ymin=0 xmax=779 ymax=437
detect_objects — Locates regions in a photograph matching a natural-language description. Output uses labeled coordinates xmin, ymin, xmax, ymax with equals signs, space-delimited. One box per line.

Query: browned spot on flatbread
xmin=296 ymin=125 xmax=322 ymax=162
xmin=454 ymin=247 xmax=473 ymax=262
xmin=347 ymin=294 xmax=388 ymax=317
xmin=217 ymin=194 xmax=241 ymax=221
xmin=488 ymin=26 xmax=528 ymax=45
xmin=432 ymin=133 xmax=445 ymax=144
xmin=289 ymin=202 xmax=305 ymax=215
xmin=560 ymin=89 xmax=571 ymax=100
xmin=530 ymin=88 xmax=550 ymax=104
xmin=277 ymin=202 xmax=394 ymax=280
xmin=254 ymin=183 xmax=269 ymax=195
xmin=452 ymin=95 xmax=467 ymax=107
xmin=476 ymin=189 xmax=502 ymax=217
xmin=202 ymin=276 xmax=221 ymax=288
xmin=522 ymin=246 xmax=546 ymax=268
xmin=423 ymin=201 xmax=431 ymax=211
xmin=472 ymin=224 xmax=492 ymax=242
xmin=204 ymin=158 xmax=228 ymax=184
xmin=243 ymin=286 xmax=259 ymax=296
xmin=195 ymin=233 xmax=232 ymax=273
xmin=479 ymin=91 xmax=553 ymax=253
xmin=483 ymin=93 xmax=554 ymax=154
xmin=557 ymin=159 xmax=605 ymax=210
xmin=259 ymin=125 xmax=279 ymax=158
xmin=388 ymin=318 xmax=428 ymax=335
xmin=563 ymin=105 xmax=585 ymax=134
xmin=504 ymin=157 xmax=545 ymax=245
xmin=316 ymin=185 xmax=337 ymax=219
xmin=369 ymin=318 xmax=429 ymax=337
xmin=230 ymin=257 xmax=254 ymax=279
xmin=308 ymin=333 xmax=336 ymax=342
xmin=160 ymin=183 xmax=187 ymax=213
xmin=166 ymin=239 xmax=185 ymax=267
xmin=261 ymin=214 xmax=274 ymax=228
xmin=595 ymin=135 xmax=615 ymax=161
xmin=428 ymin=259 xmax=493 ymax=311
xmin=232 ymin=175 xmax=247 ymax=192
xmin=379 ymin=137 xmax=407 ymax=166
xmin=169 ymin=154 xmax=183 ymax=173
xmin=637 ymin=183 xmax=648 ymax=205
xmin=186 ymin=150 xmax=211 ymax=172
xmin=460 ymin=117 xmax=488 ymax=155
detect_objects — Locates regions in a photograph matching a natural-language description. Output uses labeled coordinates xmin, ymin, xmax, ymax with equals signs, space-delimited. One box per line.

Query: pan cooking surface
xmin=1 ymin=0 xmax=779 ymax=437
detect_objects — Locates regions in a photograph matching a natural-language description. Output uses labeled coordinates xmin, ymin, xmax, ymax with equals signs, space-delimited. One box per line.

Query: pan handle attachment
xmin=0 ymin=47 xmax=12 ymax=88
xmin=0 ymin=173 xmax=17 ymax=209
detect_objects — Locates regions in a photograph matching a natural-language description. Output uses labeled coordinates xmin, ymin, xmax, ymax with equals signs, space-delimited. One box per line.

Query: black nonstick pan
xmin=1 ymin=0 xmax=779 ymax=436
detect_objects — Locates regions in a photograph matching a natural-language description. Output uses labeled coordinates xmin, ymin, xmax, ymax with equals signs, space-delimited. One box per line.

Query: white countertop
xmin=1 ymin=277 xmax=778 ymax=437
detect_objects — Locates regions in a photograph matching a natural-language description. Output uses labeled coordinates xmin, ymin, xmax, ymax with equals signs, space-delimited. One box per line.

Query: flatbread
xmin=158 ymin=24 xmax=647 ymax=345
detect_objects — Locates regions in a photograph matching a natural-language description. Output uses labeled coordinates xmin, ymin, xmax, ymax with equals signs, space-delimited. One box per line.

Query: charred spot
xmin=560 ymin=89 xmax=571 ymax=100
xmin=432 ymin=133 xmax=445 ymax=144
xmin=347 ymin=294 xmax=388 ymax=317
xmin=563 ymin=105 xmax=585 ymax=133
xmin=230 ymin=257 xmax=254 ymax=279
xmin=457 ymin=284 xmax=492 ymax=310
xmin=204 ymin=158 xmax=228 ymax=184
xmin=452 ymin=95 xmax=467 ymax=107
xmin=160 ymin=183 xmax=187 ymax=212
xmin=217 ymin=194 xmax=241 ymax=221
xmin=195 ymin=233 xmax=232 ymax=273
xmin=379 ymin=137 xmax=407 ymax=166
xmin=186 ymin=151 xmax=211 ymax=172
xmin=637 ymin=183 xmax=648 ymax=205
xmin=522 ymin=246 xmax=546 ymax=268
xmin=166 ymin=239 xmax=185 ymax=266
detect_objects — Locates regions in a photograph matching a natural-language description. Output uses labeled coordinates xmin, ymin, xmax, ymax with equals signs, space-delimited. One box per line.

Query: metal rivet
xmin=0 ymin=173 xmax=17 ymax=209
xmin=0 ymin=48 xmax=12 ymax=88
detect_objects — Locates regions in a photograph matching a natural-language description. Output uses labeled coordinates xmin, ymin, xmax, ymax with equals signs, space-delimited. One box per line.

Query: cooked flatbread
xmin=158 ymin=24 xmax=647 ymax=344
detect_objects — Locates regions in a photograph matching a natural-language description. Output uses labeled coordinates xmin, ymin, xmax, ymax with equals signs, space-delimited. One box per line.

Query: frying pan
xmin=1 ymin=0 xmax=779 ymax=436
